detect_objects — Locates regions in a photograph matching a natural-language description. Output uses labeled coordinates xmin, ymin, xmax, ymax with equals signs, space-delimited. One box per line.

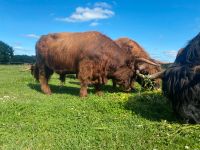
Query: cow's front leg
xmin=39 ymin=66 xmax=52 ymax=95
xmin=78 ymin=60 xmax=94 ymax=97
xmin=80 ymin=82 xmax=88 ymax=97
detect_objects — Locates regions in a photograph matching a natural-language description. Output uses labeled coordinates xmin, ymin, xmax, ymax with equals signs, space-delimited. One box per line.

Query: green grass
xmin=0 ymin=65 xmax=200 ymax=150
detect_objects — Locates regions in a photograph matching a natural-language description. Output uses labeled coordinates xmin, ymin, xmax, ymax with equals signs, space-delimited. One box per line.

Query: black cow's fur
xmin=162 ymin=33 xmax=200 ymax=123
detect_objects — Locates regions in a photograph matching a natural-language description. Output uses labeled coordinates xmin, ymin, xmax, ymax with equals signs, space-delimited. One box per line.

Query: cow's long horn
xmin=148 ymin=70 xmax=165 ymax=79
xmin=151 ymin=59 xmax=171 ymax=65
xmin=157 ymin=61 xmax=171 ymax=65
xmin=136 ymin=58 xmax=160 ymax=66
xmin=136 ymin=70 xmax=145 ymax=78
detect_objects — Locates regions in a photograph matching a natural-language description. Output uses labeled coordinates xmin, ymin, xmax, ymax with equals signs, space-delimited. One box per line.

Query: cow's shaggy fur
xmin=162 ymin=33 xmax=200 ymax=123
xmin=32 ymin=31 xmax=138 ymax=97
xmin=115 ymin=38 xmax=161 ymax=88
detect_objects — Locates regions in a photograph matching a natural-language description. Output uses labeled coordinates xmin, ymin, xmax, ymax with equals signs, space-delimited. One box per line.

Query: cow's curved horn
xmin=135 ymin=58 xmax=160 ymax=66
xmin=157 ymin=61 xmax=171 ymax=65
xmin=148 ymin=70 xmax=165 ymax=79
xmin=136 ymin=70 xmax=145 ymax=78
xmin=151 ymin=59 xmax=171 ymax=65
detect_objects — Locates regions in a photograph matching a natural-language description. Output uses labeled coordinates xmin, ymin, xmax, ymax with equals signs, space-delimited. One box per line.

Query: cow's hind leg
xmin=112 ymin=79 xmax=117 ymax=88
xmin=39 ymin=65 xmax=53 ymax=95
xmin=94 ymin=84 xmax=103 ymax=96
xmin=59 ymin=73 xmax=66 ymax=87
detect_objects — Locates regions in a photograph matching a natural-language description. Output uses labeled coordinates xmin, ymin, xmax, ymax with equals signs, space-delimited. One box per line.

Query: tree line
xmin=0 ymin=41 xmax=35 ymax=64
xmin=0 ymin=40 xmax=171 ymax=67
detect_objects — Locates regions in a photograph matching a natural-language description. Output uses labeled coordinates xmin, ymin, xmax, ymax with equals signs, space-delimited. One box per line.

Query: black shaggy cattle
xmin=151 ymin=33 xmax=200 ymax=123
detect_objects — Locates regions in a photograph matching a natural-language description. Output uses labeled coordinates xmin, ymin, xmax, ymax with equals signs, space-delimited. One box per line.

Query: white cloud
xmin=90 ymin=22 xmax=99 ymax=26
xmin=23 ymin=34 xmax=40 ymax=39
xmin=56 ymin=2 xmax=114 ymax=23
xmin=94 ymin=2 xmax=112 ymax=8
xmin=12 ymin=43 xmax=34 ymax=55
xmin=150 ymin=53 xmax=162 ymax=60
xmin=13 ymin=46 xmax=24 ymax=50
xmin=12 ymin=42 xmax=22 ymax=47
xmin=163 ymin=50 xmax=178 ymax=57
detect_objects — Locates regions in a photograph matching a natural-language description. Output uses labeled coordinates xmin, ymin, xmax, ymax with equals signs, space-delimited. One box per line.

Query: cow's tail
xmin=31 ymin=64 xmax=39 ymax=82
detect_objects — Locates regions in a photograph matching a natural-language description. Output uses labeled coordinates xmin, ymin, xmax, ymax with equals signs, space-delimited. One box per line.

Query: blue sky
xmin=0 ymin=0 xmax=200 ymax=62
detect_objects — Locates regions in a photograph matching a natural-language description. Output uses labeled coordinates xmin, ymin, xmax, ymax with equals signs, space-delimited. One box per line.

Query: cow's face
xmin=113 ymin=66 xmax=134 ymax=91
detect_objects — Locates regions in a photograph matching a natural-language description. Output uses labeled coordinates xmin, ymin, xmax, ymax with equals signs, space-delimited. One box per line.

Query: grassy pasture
xmin=0 ymin=65 xmax=200 ymax=150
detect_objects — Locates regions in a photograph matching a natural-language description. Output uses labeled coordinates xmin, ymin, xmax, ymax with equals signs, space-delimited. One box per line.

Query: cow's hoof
xmin=80 ymin=92 xmax=88 ymax=97
xmin=96 ymin=91 xmax=104 ymax=96
xmin=45 ymin=91 xmax=52 ymax=95
xmin=42 ymin=89 xmax=52 ymax=95
xmin=80 ymin=94 xmax=87 ymax=97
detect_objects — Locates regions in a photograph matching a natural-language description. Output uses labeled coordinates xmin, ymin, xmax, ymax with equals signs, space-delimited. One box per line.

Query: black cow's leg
xmin=94 ymin=84 xmax=103 ymax=96
xmin=39 ymin=65 xmax=53 ymax=95
xmin=59 ymin=73 xmax=66 ymax=87
xmin=112 ymin=79 xmax=117 ymax=88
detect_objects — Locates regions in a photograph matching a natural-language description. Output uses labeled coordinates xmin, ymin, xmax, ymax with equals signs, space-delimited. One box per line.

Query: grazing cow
xmin=115 ymin=38 xmax=162 ymax=88
xmin=31 ymin=31 xmax=158 ymax=97
xmin=150 ymin=33 xmax=200 ymax=123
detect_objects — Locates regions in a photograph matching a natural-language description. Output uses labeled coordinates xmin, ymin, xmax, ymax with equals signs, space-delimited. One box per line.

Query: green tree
xmin=0 ymin=41 xmax=14 ymax=63
xmin=11 ymin=55 xmax=35 ymax=64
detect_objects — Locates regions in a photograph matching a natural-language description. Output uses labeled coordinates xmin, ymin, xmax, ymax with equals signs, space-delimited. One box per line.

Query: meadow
xmin=0 ymin=65 xmax=200 ymax=150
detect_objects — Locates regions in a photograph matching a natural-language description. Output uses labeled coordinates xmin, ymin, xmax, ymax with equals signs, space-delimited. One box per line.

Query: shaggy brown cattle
xmin=32 ymin=31 xmax=158 ymax=97
xmin=149 ymin=33 xmax=200 ymax=124
xmin=115 ymin=38 xmax=162 ymax=88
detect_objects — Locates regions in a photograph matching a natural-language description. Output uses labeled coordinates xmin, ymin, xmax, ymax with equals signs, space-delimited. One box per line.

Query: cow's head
xmin=30 ymin=64 xmax=39 ymax=81
xmin=112 ymin=57 xmax=161 ymax=91
xmin=113 ymin=66 xmax=134 ymax=91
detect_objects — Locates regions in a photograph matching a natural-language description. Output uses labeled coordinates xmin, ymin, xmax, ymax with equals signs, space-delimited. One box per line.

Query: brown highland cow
xmin=32 ymin=31 xmax=158 ymax=97
xmin=115 ymin=38 xmax=162 ymax=88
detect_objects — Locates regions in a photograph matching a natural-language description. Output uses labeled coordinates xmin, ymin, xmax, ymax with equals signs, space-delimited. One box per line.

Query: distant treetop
xmin=0 ymin=41 xmax=14 ymax=64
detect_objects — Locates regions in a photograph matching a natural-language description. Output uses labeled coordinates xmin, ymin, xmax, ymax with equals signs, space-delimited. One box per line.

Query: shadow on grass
xmin=28 ymin=83 xmax=123 ymax=96
xmin=28 ymin=83 xmax=80 ymax=96
xmin=68 ymin=81 xmax=123 ymax=92
xmin=125 ymin=92 xmax=178 ymax=123
xmin=68 ymin=81 xmax=81 ymax=86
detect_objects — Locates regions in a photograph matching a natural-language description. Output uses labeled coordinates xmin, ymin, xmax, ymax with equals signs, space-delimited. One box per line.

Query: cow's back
xmin=36 ymin=31 xmax=125 ymax=72
xmin=115 ymin=38 xmax=150 ymax=59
